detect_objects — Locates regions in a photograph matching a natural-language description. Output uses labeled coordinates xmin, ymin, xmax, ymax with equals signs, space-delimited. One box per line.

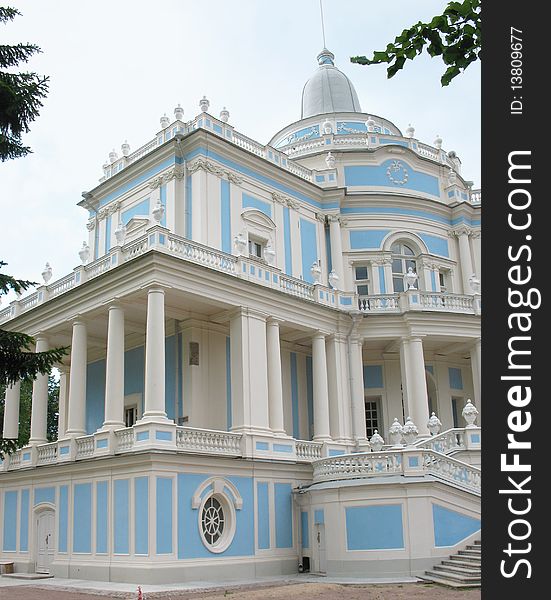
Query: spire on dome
xmin=317 ymin=48 xmax=335 ymax=66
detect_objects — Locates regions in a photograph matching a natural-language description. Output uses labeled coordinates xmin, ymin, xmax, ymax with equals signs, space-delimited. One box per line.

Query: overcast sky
xmin=0 ymin=0 xmax=480 ymax=300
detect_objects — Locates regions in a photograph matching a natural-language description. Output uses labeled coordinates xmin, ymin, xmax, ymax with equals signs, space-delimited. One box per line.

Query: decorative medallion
xmin=386 ymin=160 xmax=409 ymax=185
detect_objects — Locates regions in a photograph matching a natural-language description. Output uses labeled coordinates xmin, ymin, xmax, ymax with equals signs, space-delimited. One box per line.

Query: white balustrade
xmin=358 ymin=294 xmax=400 ymax=313
xmin=167 ymin=234 xmax=237 ymax=275
xmin=417 ymin=142 xmax=441 ymax=161
xmin=313 ymin=452 xmax=403 ymax=482
xmin=115 ymin=427 xmax=135 ymax=452
xmin=279 ymin=275 xmax=315 ymax=300
xmin=8 ymin=450 xmax=21 ymax=469
xmin=470 ymin=189 xmax=482 ymax=204
xmin=414 ymin=428 xmax=466 ymax=454
xmin=176 ymin=426 xmax=242 ymax=456
xmin=296 ymin=440 xmax=323 ymax=461
xmin=36 ymin=442 xmax=58 ymax=465
xmin=423 ymin=450 xmax=481 ymax=494
xmin=75 ymin=435 xmax=94 ymax=459
xmin=419 ymin=292 xmax=474 ymax=312
xmin=84 ymin=255 xmax=112 ymax=279
xmin=48 ymin=273 xmax=76 ymax=298
xmin=19 ymin=293 xmax=40 ymax=311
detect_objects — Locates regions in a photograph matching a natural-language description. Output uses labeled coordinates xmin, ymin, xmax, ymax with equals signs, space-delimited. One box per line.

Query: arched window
xmin=391 ymin=242 xmax=417 ymax=292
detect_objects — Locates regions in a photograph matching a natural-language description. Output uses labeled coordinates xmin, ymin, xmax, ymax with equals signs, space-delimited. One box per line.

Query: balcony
xmin=358 ymin=291 xmax=481 ymax=316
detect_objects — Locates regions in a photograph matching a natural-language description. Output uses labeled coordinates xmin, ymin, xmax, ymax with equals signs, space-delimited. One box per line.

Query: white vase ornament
xmin=427 ymin=412 xmax=442 ymax=436
xmin=370 ymin=430 xmax=385 ymax=452
xmin=79 ymin=242 xmax=90 ymax=264
xmin=42 ymin=262 xmax=53 ymax=284
xmin=388 ymin=418 xmax=403 ymax=446
xmin=462 ymin=399 xmax=479 ymax=428
xmin=402 ymin=416 xmax=419 ymax=445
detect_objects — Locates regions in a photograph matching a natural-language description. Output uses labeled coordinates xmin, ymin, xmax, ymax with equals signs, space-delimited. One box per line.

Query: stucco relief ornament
xmin=447 ymin=167 xmax=457 ymax=186
xmin=402 ymin=416 xmax=419 ymax=445
xmin=78 ymin=242 xmax=90 ymax=264
xmin=233 ymin=232 xmax=248 ymax=256
xmin=114 ymin=221 xmax=126 ymax=245
xmin=219 ymin=107 xmax=230 ymax=123
xmin=325 ymin=152 xmax=336 ymax=169
xmin=427 ymin=412 xmax=442 ymax=436
xmin=174 ymin=104 xmax=184 ymax=121
xmin=370 ymin=430 xmax=385 ymax=452
xmin=462 ymin=399 xmax=479 ymax=428
xmin=200 ymin=96 xmax=210 ymax=113
xmin=42 ymin=262 xmax=53 ymax=284
xmin=365 ymin=115 xmax=376 ymax=132
xmin=310 ymin=262 xmax=322 ymax=285
xmin=322 ymin=119 xmax=333 ymax=135
xmin=388 ymin=418 xmax=404 ymax=446
xmin=403 ymin=267 xmax=418 ymax=290
xmin=468 ymin=273 xmax=480 ymax=294
xmin=386 ymin=160 xmax=409 ymax=186
xmin=264 ymin=241 xmax=276 ymax=265
xmin=151 ymin=199 xmax=165 ymax=224
xmin=328 ymin=269 xmax=340 ymax=290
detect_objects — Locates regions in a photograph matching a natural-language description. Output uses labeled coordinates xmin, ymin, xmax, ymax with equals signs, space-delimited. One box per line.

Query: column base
xmin=137 ymin=412 xmax=170 ymax=424
xmin=98 ymin=421 xmax=126 ymax=431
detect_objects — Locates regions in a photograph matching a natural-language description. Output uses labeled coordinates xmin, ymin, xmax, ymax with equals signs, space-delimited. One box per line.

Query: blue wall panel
xmin=242 ymin=193 xmax=272 ymax=217
xmin=121 ymin=198 xmax=150 ymax=225
xmin=300 ymin=218 xmax=318 ymax=283
xmin=185 ymin=174 xmax=192 ymax=239
xmin=448 ymin=367 xmax=464 ymax=390
xmin=283 ymin=206 xmax=292 ymax=275
xmin=165 ymin=335 xmax=176 ymax=420
xmin=306 ymin=356 xmax=313 ymax=440
xmin=59 ymin=485 xmax=68 ymax=552
xmin=290 ymin=353 xmax=300 ymax=439
xmin=135 ymin=477 xmax=149 ymax=555
xmin=124 ymin=345 xmax=144 ymax=401
xmin=301 ymin=511 xmax=309 ymax=549
xmin=345 ymin=504 xmax=404 ymax=550
xmin=20 ymin=489 xmax=29 ymax=552
xmin=114 ymin=479 xmax=129 ymax=554
xmin=349 ymin=229 xmax=390 ymax=250
xmin=363 ymin=365 xmax=383 ymax=389
xmin=226 ymin=336 xmax=232 ymax=430
xmin=3 ymin=491 xmax=17 ymax=551
xmin=221 ymin=179 xmax=232 ymax=253
xmin=73 ymin=483 xmax=92 ymax=553
xmin=105 ymin=214 xmax=112 ymax=254
xmin=96 ymin=481 xmax=108 ymax=554
xmin=419 ymin=233 xmax=449 ymax=257
xmin=86 ymin=359 xmax=106 ymax=434
xmin=274 ymin=483 xmax=293 ymax=549
xmin=156 ymin=477 xmax=173 ymax=554
xmin=257 ymin=482 xmax=270 ymax=550
xmin=433 ymin=504 xmax=480 ymax=547
xmin=34 ymin=486 xmax=55 ymax=506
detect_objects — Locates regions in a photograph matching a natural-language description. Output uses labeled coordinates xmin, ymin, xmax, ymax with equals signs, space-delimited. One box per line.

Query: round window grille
xmin=201 ymin=497 xmax=225 ymax=546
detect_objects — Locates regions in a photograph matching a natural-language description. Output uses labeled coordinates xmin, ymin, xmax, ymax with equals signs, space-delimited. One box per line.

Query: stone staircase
xmin=421 ymin=540 xmax=481 ymax=587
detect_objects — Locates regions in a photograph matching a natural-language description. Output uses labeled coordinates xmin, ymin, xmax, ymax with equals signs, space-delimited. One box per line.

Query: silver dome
xmin=301 ymin=49 xmax=362 ymax=118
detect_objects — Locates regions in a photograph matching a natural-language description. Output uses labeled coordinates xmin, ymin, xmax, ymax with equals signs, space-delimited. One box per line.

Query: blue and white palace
xmin=0 ymin=48 xmax=481 ymax=584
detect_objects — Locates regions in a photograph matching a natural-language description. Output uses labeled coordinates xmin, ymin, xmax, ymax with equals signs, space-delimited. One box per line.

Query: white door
xmin=313 ymin=523 xmax=327 ymax=573
xmin=36 ymin=510 xmax=55 ymax=574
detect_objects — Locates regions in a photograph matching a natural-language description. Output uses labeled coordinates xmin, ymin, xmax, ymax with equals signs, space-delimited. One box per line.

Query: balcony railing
xmin=358 ymin=290 xmax=481 ymax=315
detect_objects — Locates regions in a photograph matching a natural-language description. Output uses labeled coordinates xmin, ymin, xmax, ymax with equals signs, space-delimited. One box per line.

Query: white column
xmin=471 ymin=232 xmax=481 ymax=282
xmin=57 ymin=368 xmax=69 ymax=439
xmin=142 ymin=288 xmax=168 ymax=421
xmin=2 ymin=381 xmax=21 ymax=439
xmin=312 ymin=332 xmax=331 ymax=442
xmin=382 ymin=258 xmax=393 ymax=293
xmin=29 ymin=336 xmax=50 ymax=444
xmin=230 ymin=308 xmax=270 ymax=433
xmin=349 ymin=337 xmax=368 ymax=443
xmin=456 ymin=228 xmax=474 ymax=294
xmin=102 ymin=304 xmax=126 ymax=429
xmin=191 ymin=169 xmax=207 ymax=245
xmin=328 ymin=216 xmax=345 ymax=288
xmin=326 ymin=334 xmax=352 ymax=442
xmin=470 ymin=338 xmax=481 ymax=420
xmin=66 ymin=321 xmax=88 ymax=436
xmin=266 ymin=318 xmax=285 ymax=435
xmin=405 ymin=336 xmax=430 ymax=435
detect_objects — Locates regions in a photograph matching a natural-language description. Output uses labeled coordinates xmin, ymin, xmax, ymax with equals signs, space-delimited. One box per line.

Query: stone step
xmin=467 ymin=544 xmax=482 ymax=550
xmin=434 ymin=563 xmax=481 ymax=576
xmin=419 ymin=574 xmax=480 ymax=588
xmin=2 ymin=573 xmax=54 ymax=580
xmin=425 ymin=569 xmax=481 ymax=584
xmin=442 ymin=558 xmax=481 ymax=569
xmin=450 ymin=553 xmax=481 ymax=564
xmin=458 ymin=548 xmax=481 ymax=557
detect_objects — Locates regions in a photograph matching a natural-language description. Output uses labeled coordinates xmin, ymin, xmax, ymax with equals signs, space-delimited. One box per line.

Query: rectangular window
xmin=248 ymin=239 xmax=263 ymax=258
xmin=439 ymin=271 xmax=448 ymax=292
xmin=125 ymin=406 xmax=137 ymax=428
xmin=354 ymin=264 xmax=370 ymax=296
xmin=364 ymin=396 xmax=382 ymax=437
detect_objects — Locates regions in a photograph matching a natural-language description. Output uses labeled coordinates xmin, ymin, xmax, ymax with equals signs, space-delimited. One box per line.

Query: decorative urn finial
xmin=406 ymin=123 xmax=415 ymax=138
xmin=462 ymin=399 xmax=479 ymax=428
xmin=403 ymin=267 xmax=418 ymax=290
xmin=328 ymin=269 xmax=340 ymax=290
xmin=434 ymin=134 xmax=443 ymax=149
xmin=78 ymin=242 xmax=90 ymax=264
xmin=219 ymin=107 xmax=230 ymax=123
xmin=325 ymin=152 xmax=336 ymax=169
xmin=310 ymin=262 xmax=322 ymax=285
xmin=174 ymin=104 xmax=184 ymax=121
xmin=200 ymin=96 xmax=210 ymax=113
xmin=42 ymin=262 xmax=53 ymax=284
xmin=388 ymin=418 xmax=404 ymax=446
xmin=114 ymin=221 xmax=127 ymax=245
xmin=151 ymin=199 xmax=165 ymax=224
xmin=370 ymin=430 xmax=385 ymax=452
xmin=427 ymin=412 xmax=442 ymax=436
xmin=121 ymin=140 xmax=130 ymax=157
xmin=402 ymin=416 xmax=419 ymax=445
xmin=108 ymin=149 xmax=118 ymax=163
xmin=160 ymin=113 xmax=170 ymax=129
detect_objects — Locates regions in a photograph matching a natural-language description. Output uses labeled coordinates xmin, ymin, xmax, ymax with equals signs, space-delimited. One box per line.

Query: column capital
xmin=448 ymin=225 xmax=475 ymax=238
xmin=312 ymin=330 xmax=328 ymax=341
xmin=266 ymin=316 xmax=285 ymax=326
